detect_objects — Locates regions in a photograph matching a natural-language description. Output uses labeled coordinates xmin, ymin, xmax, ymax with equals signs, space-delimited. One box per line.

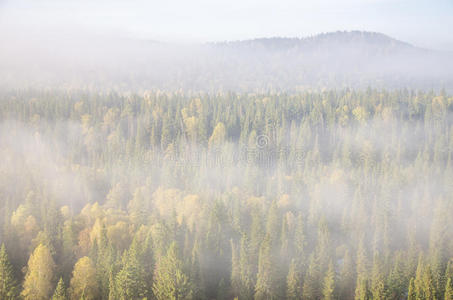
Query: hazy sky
xmin=1 ymin=0 xmax=452 ymax=50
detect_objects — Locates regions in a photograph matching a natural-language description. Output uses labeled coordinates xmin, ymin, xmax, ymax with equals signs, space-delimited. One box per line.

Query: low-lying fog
xmin=1 ymin=29 xmax=452 ymax=92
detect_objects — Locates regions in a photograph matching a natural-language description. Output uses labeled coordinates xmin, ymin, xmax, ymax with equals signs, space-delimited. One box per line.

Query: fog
xmin=1 ymin=0 xmax=453 ymax=93
xmin=0 ymin=1 xmax=452 ymax=299
xmin=0 ymin=67 xmax=452 ymax=300
xmin=1 ymin=25 xmax=453 ymax=92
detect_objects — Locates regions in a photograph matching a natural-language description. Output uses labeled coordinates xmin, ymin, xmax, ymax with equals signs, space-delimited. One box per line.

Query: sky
xmin=1 ymin=0 xmax=452 ymax=50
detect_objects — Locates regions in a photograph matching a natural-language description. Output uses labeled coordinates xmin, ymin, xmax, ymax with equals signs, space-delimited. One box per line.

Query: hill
xmin=215 ymin=31 xmax=416 ymax=53
xmin=0 ymin=31 xmax=451 ymax=91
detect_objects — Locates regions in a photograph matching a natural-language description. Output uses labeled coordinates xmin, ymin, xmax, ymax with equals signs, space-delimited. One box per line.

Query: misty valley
xmin=0 ymin=87 xmax=452 ymax=300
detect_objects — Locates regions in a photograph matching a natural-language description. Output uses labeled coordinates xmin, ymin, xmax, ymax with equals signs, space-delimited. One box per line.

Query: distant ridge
xmin=1 ymin=30 xmax=451 ymax=91
xmin=215 ymin=31 xmax=413 ymax=48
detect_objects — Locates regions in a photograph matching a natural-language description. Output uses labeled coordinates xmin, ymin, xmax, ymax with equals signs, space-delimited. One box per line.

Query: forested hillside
xmin=0 ymin=88 xmax=452 ymax=299
xmin=1 ymin=31 xmax=452 ymax=92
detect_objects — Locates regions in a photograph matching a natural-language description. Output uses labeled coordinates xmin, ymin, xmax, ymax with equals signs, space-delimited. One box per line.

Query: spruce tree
xmin=231 ymin=239 xmax=241 ymax=298
xmin=254 ymin=235 xmax=275 ymax=300
xmin=445 ymin=278 xmax=453 ymax=300
xmin=52 ymin=277 xmax=68 ymax=300
xmin=239 ymin=234 xmax=255 ymax=300
xmin=339 ymin=249 xmax=355 ymax=300
xmin=152 ymin=242 xmax=192 ymax=300
xmin=115 ymin=241 xmax=148 ymax=299
xmin=354 ymin=277 xmax=370 ymax=300
xmin=422 ymin=266 xmax=436 ymax=300
xmin=108 ymin=271 xmax=117 ymax=300
xmin=303 ymin=253 xmax=320 ymax=300
xmin=371 ymin=255 xmax=386 ymax=299
xmin=0 ymin=244 xmax=17 ymax=300
xmin=286 ymin=259 xmax=302 ymax=300
xmin=414 ymin=254 xmax=425 ymax=299
xmin=407 ymin=277 xmax=416 ymax=300
xmin=322 ymin=261 xmax=336 ymax=300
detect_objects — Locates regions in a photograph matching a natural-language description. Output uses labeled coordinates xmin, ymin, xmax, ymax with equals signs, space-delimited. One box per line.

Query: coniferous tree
xmin=0 ymin=89 xmax=451 ymax=300
xmin=354 ymin=277 xmax=370 ymax=300
xmin=407 ymin=277 xmax=416 ymax=300
xmin=339 ymin=249 xmax=355 ymax=300
xmin=422 ymin=266 xmax=436 ymax=300
xmin=108 ymin=271 xmax=117 ymax=300
xmin=387 ymin=252 xmax=406 ymax=299
xmin=52 ymin=277 xmax=68 ymax=300
xmin=239 ymin=234 xmax=255 ymax=300
xmin=303 ymin=253 xmax=320 ymax=300
xmin=0 ymin=244 xmax=17 ymax=300
xmin=152 ymin=242 xmax=192 ymax=300
xmin=231 ymin=239 xmax=241 ymax=298
xmin=371 ymin=255 xmax=386 ymax=300
xmin=190 ymin=243 xmax=204 ymax=300
xmin=414 ymin=254 xmax=425 ymax=300
xmin=445 ymin=278 xmax=453 ymax=300
xmin=293 ymin=214 xmax=306 ymax=267
xmin=114 ymin=240 xmax=148 ymax=300
xmin=286 ymin=259 xmax=302 ymax=300
xmin=254 ymin=235 xmax=277 ymax=300
xmin=322 ymin=261 xmax=336 ymax=300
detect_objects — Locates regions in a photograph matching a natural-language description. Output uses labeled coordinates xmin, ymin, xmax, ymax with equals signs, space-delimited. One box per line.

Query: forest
xmin=0 ymin=88 xmax=452 ymax=299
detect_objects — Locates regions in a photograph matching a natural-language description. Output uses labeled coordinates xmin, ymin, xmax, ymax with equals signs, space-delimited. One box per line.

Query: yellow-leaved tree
xmin=208 ymin=122 xmax=226 ymax=148
xmin=21 ymin=244 xmax=55 ymax=300
xmin=70 ymin=256 xmax=99 ymax=300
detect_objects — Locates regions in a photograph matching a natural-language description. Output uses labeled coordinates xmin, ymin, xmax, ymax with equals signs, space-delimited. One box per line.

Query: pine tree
xmin=231 ymin=239 xmax=241 ymax=298
xmin=445 ymin=260 xmax=453 ymax=284
xmin=387 ymin=252 xmax=406 ymax=299
xmin=280 ymin=219 xmax=290 ymax=270
xmin=445 ymin=278 xmax=453 ymax=300
xmin=96 ymin=241 xmax=115 ymax=300
xmin=190 ymin=241 xmax=204 ymax=300
xmin=339 ymin=249 xmax=355 ymax=300
xmin=356 ymin=239 xmax=368 ymax=281
xmin=128 ymin=188 xmax=148 ymax=226
xmin=265 ymin=201 xmax=280 ymax=245
xmin=52 ymin=277 xmax=68 ymax=300
xmin=407 ymin=277 xmax=416 ymax=300
xmin=250 ymin=209 xmax=264 ymax=270
xmin=108 ymin=271 xmax=117 ymax=300
xmin=152 ymin=242 xmax=192 ymax=300
xmin=315 ymin=218 xmax=331 ymax=275
xmin=0 ymin=244 xmax=18 ymax=300
xmin=422 ymin=266 xmax=436 ymax=300
xmin=293 ymin=213 xmax=306 ymax=267
xmin=429 ymin=200 xmax=448 ymax=299
xmin=115 ymin=241 xmax=148 ymax=299
xmin=371 ymin=255 xmax=386 ymax=300
xmin=239 ymin=234 xmax=255 ymax=300
xmin=303 ymin=253 xmax=320 ymax=300
xmin=286 ymin=259 xmax=302 ymax=300
xmin=414 ymin=254 xmax=425 ymax=300
xmin=203 ymin=201 xmax=231 ymax=299
xmin=254 ymin=235 xmax=275 ymax=300
xmin=322 ymin=261 xmax=336 ymax=300
xmin=354 ymin=277 xmax=370 ymax=300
